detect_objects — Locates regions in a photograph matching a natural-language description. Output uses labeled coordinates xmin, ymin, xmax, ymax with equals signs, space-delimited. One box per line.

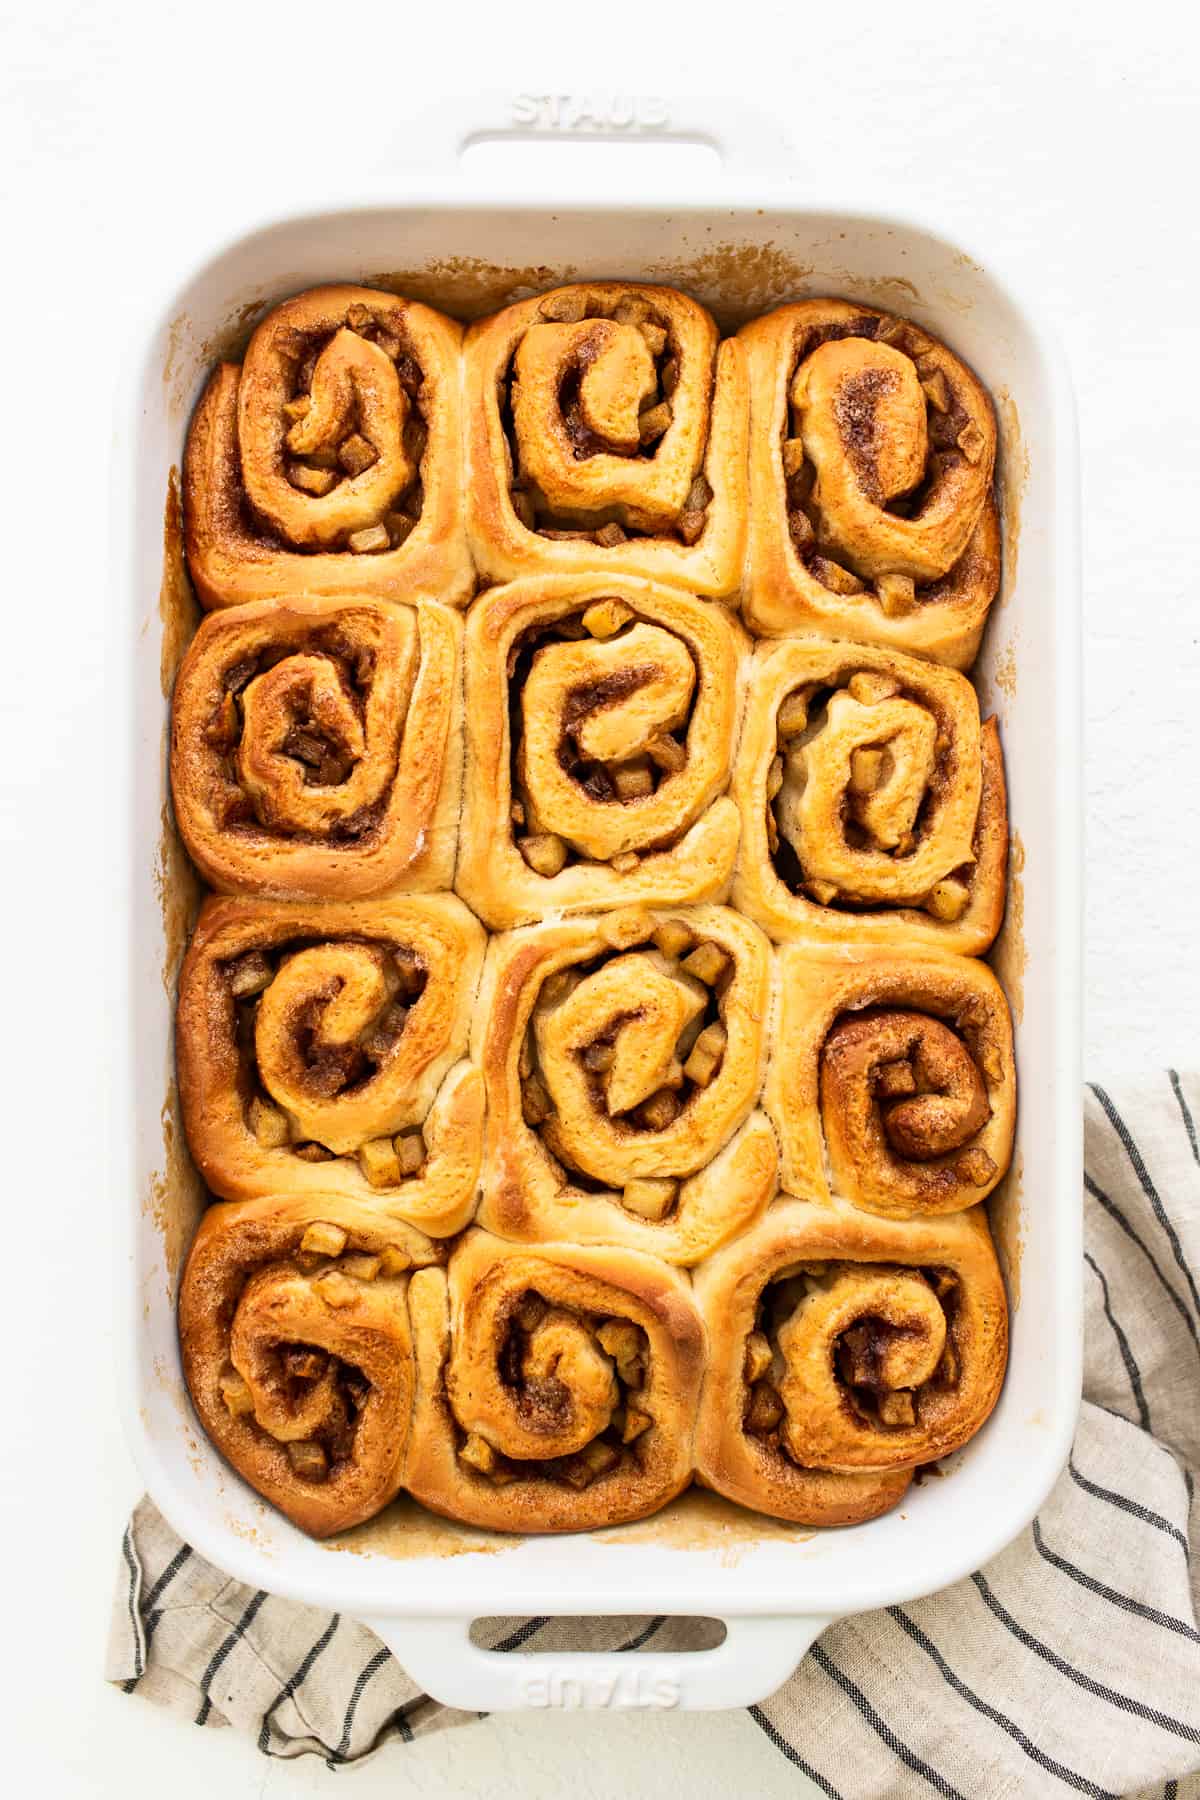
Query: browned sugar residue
xmin=988 ymin=1149 xmax=1024 ymax=1310
xmin=146 ymin=1079 xmax=207 ymax=1284
xmin=995 ymin=387 xmax=1028 ymax=606
xmin=151 ymin=1351 xmax=211 ymax=1480
xmin=226 ymin=1512 xmax=277 ymax=1556
xmin=326 ymin=1494 xmax=515 ymax=1560
xmin=159 ymin=469 xmax=201 ymax=698
xmin=369 ymin=261 xmax=581 ymax=321
xmin=601 ymin=1487 xmax=816 ymax=1559
xmin=156 ymin=795 xmax=202 ymax=998
xmin=148 ymin=468 xmax=207 ymax=1284
xmin=992 ymin=642 xmax=1018 ymax=701
xmin=156 ymin=470 xmax=204 ymax=997
xmin=647 ymin=243 xmax=816 ymax=330
xmin=990 ymin=828 xmax=1027 ymax=1025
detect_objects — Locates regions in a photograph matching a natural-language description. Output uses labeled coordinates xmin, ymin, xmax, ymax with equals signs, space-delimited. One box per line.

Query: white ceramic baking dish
xmin=114 ymin=95 xmax=1082 ymax=1714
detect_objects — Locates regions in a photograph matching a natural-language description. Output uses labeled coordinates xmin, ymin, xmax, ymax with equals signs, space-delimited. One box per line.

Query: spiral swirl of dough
xmin=176 ymin=894 xmax=486 ymax=1234
xmin=179 ymin=1196 xmax=440 ymax=1537
xmin=732 ymin=636 xmax=1009 ymax=954
xmin=463 ymin=285 xmax=747 ymax=596
xmin=404 ymin=1232 xmax=705 ymax=1532
xmin=791 ymin=334 xmax=993 ymax=583
xmin=693 ymin=1199 xmax=1008 ymax=1524
xmin=457 ymin=575 xmax=744 ymax=931
xmin=170 ymin=597 xmax=460 ymax=899
xmin=475 ymin=906 xmax=777 ymax=1265
xmin=739 ymin=300 xmax=1000 ymax=665
xmin=766 ymin=945 xmax=1016 ymax=1216
xmin=183 ymin=284 xmax=472 ymax=608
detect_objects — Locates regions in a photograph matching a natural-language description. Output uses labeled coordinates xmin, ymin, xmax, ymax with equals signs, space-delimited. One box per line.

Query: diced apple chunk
xmin=620 ymin=1178 xmax=676 ymax=1221
xmin=286 ymin=1440 xmax=329 ymax=1481
xmin=358 ymin=1137 xmax=402 ymax=1188
xmin=300 ymin=1222 xmax=347 ymax=1258
xmin=249 ymin=1097 xmax=290 ymax=1149
xmin=683 ymin=1022 xmax=727 ymax=1088
xmin=582 ymin=599 xmax=633 ymax=639
xmin=519 ymin=833 xmax=568 ymax=877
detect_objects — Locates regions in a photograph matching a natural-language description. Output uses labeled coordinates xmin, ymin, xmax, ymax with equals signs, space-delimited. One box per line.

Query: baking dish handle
xmin=389 ymin=90 xmax=795 ymax=184
xmin=362 ymin=1612 xmax=829 ymax=1711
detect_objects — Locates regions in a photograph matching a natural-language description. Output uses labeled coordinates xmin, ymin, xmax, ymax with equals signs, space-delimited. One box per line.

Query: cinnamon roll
xmin=693 ymin=1198 xmax=1007 ymax=1524
xmin=740 ymin=301 xmax=1000 ymax=667
xmin=405 ymin=1230 xmax=705 ymax=1531
xmin=170 ymin=596 xmax=461 ymax=899
xmin=176 ymin=894 xmax=485 ymax=1235
xmin=179 ymin=1195 xmax=442 ymax=1537
xmin=456 ymin=574 xmax=744 ymax=930
xmin=184 ymin=286 xmax=472 ymax=609
xmin=474 ymin=905 xmax=776 ymax=1265
xmin=732 ymin=638 xmax=1008 ymax=953
xmin=766 ymin=946 xmax=1015 ymax=1215
xmin=464 ymin=285 xmax=747 ymax=596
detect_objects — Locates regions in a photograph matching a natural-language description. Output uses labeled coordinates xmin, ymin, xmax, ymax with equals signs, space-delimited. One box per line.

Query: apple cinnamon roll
xmin=184 ymin=285 xmax=472 ymax=609
xmin=740 ymin=301 xmax=1000 ymax=667
xmin=693 ymin=1198 xmax=1007 ymax=1524
xmin=176 ymin=895 xmax=485 ymax=1235
xmin=732 ymin=638 xmax=1008 ymax=953
xmin=170 ymin=596 xmax=461 ymax=899
xmin=474 ymin=905 xmax=776 ymax=1265
xmin=464 ymin=284 xmax=747 ymax=596
xmin=766 ymin=946 xmax=1015 ymax=1215
xmin=456 ymin=574 xmax=744 ymax=930
xmin=180 ymin=1195 xmax=442 ymax=1537
xmin=405 ymin=1231 xmax=705 ymax=1531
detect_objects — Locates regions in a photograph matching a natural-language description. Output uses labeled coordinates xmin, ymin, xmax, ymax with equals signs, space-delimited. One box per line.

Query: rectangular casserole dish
xmin=114 ymin=96 xmax=1082 ymax=1713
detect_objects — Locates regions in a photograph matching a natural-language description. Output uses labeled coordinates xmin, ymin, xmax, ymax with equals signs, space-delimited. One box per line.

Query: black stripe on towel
xmin=493 ymin=1617 xmax=549 ymax=1652
xmin=1068 ymin=1456 xmax=1190 ymax=1560
xmin=1084 ymin=1251 xmax=1151 ymax=1429
xmin=258 ymin=1613 xmax=341 ymax=1756
xmin=122 ymin=1544 xmax=195 ymax=1694
xmin=327 ymin=1645 xmax=391 ymax=1765
xmin=1032 ymin=1520 xmax=1200 ymax=1644
xmin=748 ymin=1704 xmax=843 ymax=1795
xmin=1090 ymin=1083 xmax=1200 ymax=1322
xmin=1084 ymin=1175 xmax=1200 ymax=1358
xmin=1168 ymin=1070 xmax=1199 ymax=1166
xmin=617 ymin=1617 xmax=666 ymax=1652
xmin=971 ymin=1573 xmax=1200 ymax=1745
xmin=195 ymin=1588 xmax=268 ymax=1726
xmin=810 ymin=1642 xmax=966 ymax=1800
xmin=889 ymin=1606 xmax=1120 ymax=1798
xmin=121 ymin=1527 xmax=143 ymax=1682
xmin=142 ymin=1543 xmax=193 ymax=1615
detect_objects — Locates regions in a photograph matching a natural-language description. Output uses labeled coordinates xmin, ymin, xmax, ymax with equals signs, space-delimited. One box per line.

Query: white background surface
xmin=1 ymin=2 xmax=1196 ymax=1794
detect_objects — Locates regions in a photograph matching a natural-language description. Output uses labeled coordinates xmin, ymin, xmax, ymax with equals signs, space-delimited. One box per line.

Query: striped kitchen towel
xmin=108 ymin=1075 xmax=1200 ymax=1798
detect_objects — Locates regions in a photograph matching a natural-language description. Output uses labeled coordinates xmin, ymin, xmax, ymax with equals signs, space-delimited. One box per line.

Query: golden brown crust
xmin=732 ymin=637 xmax=1008 ymax=954
xmin=169 ymin=284 xmax=1017 ymax=1548
xmin=179 ymin=1195 xmax=443 ymax=1537
xmin=693 ymin=1198 xmax=1007 ymax=1523
xmin=464 ymin=284 xmax=747 ymax=596
xmin=404 ymin=1230 xmax=705 ymax=1531
xmin=766 ymin=946 xmax=1016 ymax=1215
xmin=183 ymin=286 xmax=472 ymax=609
xmin=473 ymin=906 xmax=776 ymax=1265
xmin=170 ymin=595 xmax=461 ymax=898
xmin=176 ymin=894 xmax=485 ymax=1234
xmin=456 ymin=574 xmax=745 ymax=930
xmin=740 ymin=301 xmax=999 ymax=667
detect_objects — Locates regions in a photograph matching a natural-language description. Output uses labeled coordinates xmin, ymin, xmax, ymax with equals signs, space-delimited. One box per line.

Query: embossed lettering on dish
xmin=521 ymin=1669 xmax=681 ymax=1708
xmin=511 ymin=95 xmax=669 ymax=132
